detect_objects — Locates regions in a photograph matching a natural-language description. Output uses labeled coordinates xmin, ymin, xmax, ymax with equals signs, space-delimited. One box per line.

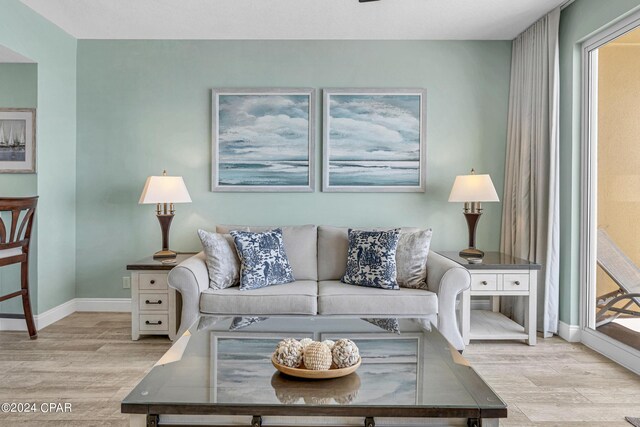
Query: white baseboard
xmin=0 ymin=298 xmax=77 ymax=332
xmin=0 ymin=298 xmax=131 ymax=331
xmin=75 ymin=298 xmax=131 ymax=312
xmin=558 ymin=320 xmax=581 ymax=342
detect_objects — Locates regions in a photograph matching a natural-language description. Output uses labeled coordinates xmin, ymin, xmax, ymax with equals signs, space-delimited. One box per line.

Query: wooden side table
xmin=438 ymin=251 xmax=542 ymax=346
xmin=127 ymin=253 xmax=195 ymax=341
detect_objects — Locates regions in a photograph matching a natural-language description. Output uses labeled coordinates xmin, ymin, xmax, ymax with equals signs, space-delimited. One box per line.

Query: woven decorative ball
xmin=299 ymin=338 xmax=314 ymax=350
xmin=303 ymin=342 xmax=332 ymax=370
xmin=273 ymin=338 xmax=303 ymax=368
xmin=304 ymin=396 xmax=332 ymax=405
xmin=332 ymin=339 xmax=360 ymax=368
xmin=334 ymin=390 xmax=359 ymax=405
xmin=274 ymin=390 xmax=300 ymax=405
xmin=322 ymin=339 xmax=335 ymax=350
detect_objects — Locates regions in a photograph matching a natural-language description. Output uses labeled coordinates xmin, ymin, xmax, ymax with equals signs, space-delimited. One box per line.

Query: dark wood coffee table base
xmin=142 ymin=415 xmax=498 ymax=427
xmin=132 ymin=408 xmax=502 ymax=427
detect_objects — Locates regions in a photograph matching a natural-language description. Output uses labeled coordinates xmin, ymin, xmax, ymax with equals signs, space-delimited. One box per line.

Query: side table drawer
xmin=139 ymin=293 xmax=168 ymax=311
xmin=139 ymin=314 xmax=169 ymax=331
xmin=470 ymin=274 xmax=498 ymax=291
xmin=502 ymin=274 xmax=530 ymax=291
xmin=139 ymin=273 xmax=168 ymax=291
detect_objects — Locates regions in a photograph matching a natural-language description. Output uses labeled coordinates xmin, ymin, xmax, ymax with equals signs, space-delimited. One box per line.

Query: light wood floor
xmin=0 ymin=313 xmax=638 ymax=426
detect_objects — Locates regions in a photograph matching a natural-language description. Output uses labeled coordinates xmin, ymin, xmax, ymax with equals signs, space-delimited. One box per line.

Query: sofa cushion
xmin=317 ymin=226 xmax=350 ymax=281
xmin=230 ymin=228 xmax=295 ymax=290
xmin=217 ymin=224 xmax=318 ymax=281
xmin=200 ymin=280 xmax=318 ymax=315
xmin=317 ymin=226 xmax=422 ymax=281
xmin=317 ymin=280 xmax=437 ymax=316
xmin=342 ymin=229 xmax=401 ymax=290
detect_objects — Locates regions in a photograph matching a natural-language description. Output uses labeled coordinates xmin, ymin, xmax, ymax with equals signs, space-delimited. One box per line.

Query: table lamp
xmin=139 ymin=170 xmax=192 ymax=259
xmin=448 ymin=169 xmax=499 ymax=260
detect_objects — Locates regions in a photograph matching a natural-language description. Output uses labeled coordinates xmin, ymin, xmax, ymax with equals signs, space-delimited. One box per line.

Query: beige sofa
xmin=168 ymin=225 xmax=471 ymax=350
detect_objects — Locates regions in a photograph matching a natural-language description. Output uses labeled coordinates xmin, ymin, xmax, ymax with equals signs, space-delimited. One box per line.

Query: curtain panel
xmin=500 ymin=7 xmax=561 ymax=336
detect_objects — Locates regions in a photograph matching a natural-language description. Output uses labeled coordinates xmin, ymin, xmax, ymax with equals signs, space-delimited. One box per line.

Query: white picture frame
xmin=322 ymin=88 xmax=427 ymax=192
xmin=211 ymin=88 xmax=316 ymax=192
xmin=0 ymin=108 xmax=36 ymax=174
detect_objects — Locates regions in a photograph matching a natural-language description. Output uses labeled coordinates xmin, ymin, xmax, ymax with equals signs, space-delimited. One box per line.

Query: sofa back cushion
xmin=317 ymin=226 xmax=349 ymax=281
xmin=216 ymin=224 xmax=318 ymax=281
xmin=317 ymin=226 xmax=422 ymax=281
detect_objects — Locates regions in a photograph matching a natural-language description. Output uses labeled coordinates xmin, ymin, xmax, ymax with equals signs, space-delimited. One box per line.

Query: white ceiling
xmin=21 ymin=0 xmax=566 ymax=40
xmin=0 ymin=45 xmax=35 ymax=63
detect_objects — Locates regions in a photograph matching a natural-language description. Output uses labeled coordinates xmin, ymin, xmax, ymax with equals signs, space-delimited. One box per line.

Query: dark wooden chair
xmin=0 ymin=197 xmax=38 ymax=339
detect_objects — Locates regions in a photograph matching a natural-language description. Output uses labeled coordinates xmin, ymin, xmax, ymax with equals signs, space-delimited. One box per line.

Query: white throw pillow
xmin=197 ymin=229 xmax=240 ymax=290
xmin=396 ymin=229 xmax=433 ymax=289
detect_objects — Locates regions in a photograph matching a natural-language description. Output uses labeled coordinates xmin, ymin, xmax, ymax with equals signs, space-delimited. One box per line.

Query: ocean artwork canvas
xmin=323 ymin=89 xmax=426 ymax=192
xmin=212 ymin=89 xmax=315 ymax=192
xmin=0 ymin=109 xmax=35 ymax=173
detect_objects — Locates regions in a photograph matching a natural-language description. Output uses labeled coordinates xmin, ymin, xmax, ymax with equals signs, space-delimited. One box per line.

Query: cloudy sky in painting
xmin=218 ymin=94 xmax=309 ymax=162
xmin=328 ymin=94 xmax=421 ymax=161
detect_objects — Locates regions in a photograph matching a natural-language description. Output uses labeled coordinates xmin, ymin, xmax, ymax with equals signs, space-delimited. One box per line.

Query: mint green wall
xmin=0 ymin=63 xmax=37 ymax=314
xmin=76 ymin=40 xmax=511 ymax=299
xmin=559 ymin=0 xmax=640 ymax=325
xmin=0 ymin=0 xmax=77 ymax=314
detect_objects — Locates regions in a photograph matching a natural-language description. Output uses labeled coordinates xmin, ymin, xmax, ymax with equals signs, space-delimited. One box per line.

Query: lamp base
xmin=153 ymin=213 xmax=176 ymax=259
xmin=459 ymin=247 xmax=485 ymax=260
xmin=153 ymin=249 xmax=177 ymax=259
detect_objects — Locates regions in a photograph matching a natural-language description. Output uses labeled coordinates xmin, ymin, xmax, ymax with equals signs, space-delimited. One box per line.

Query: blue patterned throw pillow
xmin=230 ymin=228 xmax=295 ymax=290
xmin=342 ymin=229 xmax=401 ymax=290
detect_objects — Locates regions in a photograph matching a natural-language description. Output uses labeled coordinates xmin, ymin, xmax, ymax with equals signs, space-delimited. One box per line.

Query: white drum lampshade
xmin=139 ymin=175 xmax=192 ymax=205
xmin=448 ymin=174 xmax=499 ymax=203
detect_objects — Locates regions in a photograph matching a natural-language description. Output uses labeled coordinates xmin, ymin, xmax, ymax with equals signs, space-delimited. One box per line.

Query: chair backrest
xmin=597 ymin=228 xmax=640 ymax=294
xmin=0 ymin=197 xmax=38 ymax=257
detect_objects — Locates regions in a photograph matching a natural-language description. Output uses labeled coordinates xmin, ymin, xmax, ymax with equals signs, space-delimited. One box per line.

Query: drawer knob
xmin=145 ymin=300 xmax=162 ymax=305
xmin=514 ymin=281 xmax=521 ymax=286
xmin=481 ymin=281 xmax=488 ymax=285
xmin=145 ymin=320 xmax=163 ymax=325
xmin=150 ymin=280 xmax=156 ymax=284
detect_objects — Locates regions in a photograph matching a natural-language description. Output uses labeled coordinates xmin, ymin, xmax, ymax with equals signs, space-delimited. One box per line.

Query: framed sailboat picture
xmin=0 ymin=109 xmax=36 ymax=174
xmin=211 ymin=88 xmax=316 ymax=192
xmin=322 ymin=88 xmax=427 ymax=192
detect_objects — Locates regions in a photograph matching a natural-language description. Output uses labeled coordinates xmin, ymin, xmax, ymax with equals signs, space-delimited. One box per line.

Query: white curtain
xmin=500 ymin=7 xmax=560 ymax=337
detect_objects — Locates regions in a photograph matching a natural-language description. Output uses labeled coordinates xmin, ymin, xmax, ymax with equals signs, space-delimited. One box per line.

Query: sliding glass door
xmin=582 ymin=16 xmax=640 ymax=373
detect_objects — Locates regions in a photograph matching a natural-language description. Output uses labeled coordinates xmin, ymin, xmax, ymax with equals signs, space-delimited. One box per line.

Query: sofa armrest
xmin=426 ymin=251 xmax=471 ymax=351
xmin=168 ymin=252 xmax=209 ymax=337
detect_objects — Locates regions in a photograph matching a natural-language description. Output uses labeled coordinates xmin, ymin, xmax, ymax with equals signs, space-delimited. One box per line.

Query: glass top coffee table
xmin=122 ymin=316 xmax=506 ymax=427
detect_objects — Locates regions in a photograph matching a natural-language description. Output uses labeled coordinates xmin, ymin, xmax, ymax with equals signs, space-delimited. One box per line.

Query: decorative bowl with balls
xmin=271 ymin=338 xmax=361 ymax=380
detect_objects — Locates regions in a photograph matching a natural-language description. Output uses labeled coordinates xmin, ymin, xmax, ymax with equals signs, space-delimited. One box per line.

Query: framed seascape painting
xmin=212 ymin=88 xmax=316 ymax=192
xmin=322 ymin=89 xmax=426 ymax=192
xmin=0 ymin=108 xmax=36 ymax=173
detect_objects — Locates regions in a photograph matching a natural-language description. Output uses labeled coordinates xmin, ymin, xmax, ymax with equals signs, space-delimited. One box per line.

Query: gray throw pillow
xmin=230 ymin=228 xmax=295 ymax=290
xmin=342 ymin=229 xmax=401 ymax=290
xmin=197 ymin=229 xmax=240 ymax=290
xmin=396 ymin=229 xmax=432 ymax=289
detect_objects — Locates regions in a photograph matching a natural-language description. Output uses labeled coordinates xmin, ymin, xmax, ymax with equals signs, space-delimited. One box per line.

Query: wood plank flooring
xmin=0 ymin=312 xmax=637 ymax=426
